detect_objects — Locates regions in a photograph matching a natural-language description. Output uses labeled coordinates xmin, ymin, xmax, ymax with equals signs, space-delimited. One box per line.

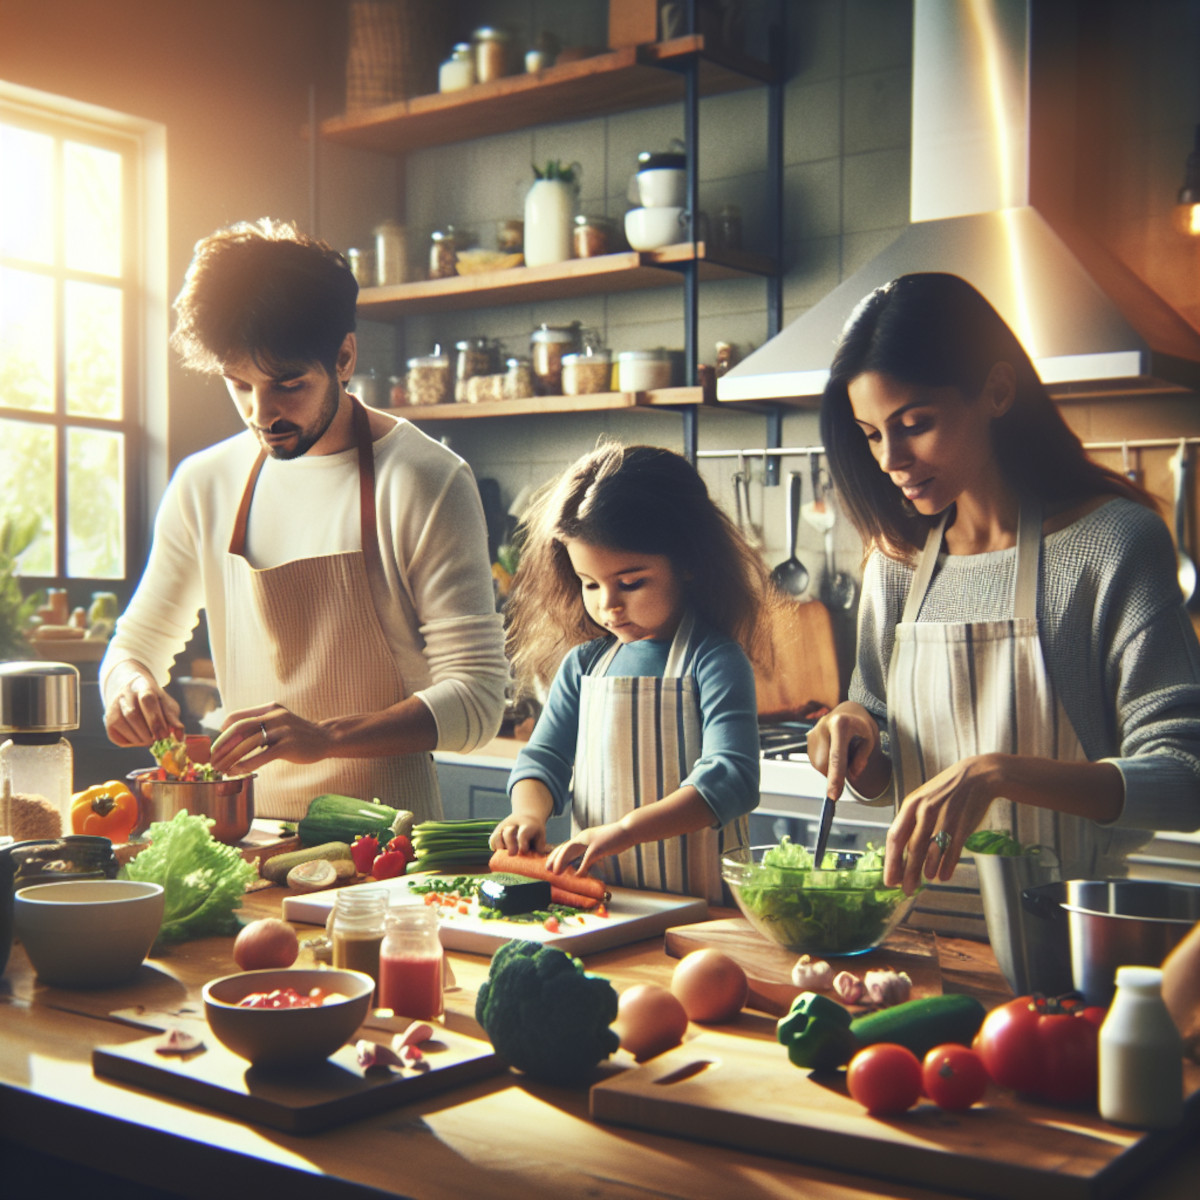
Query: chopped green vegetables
xmin=728 ymin=838 xmax=911 ymax=956
xmin=964 ymin=830 xmax=1039 ymax=856
xmin=406 ymin=873 xmax=592 ymax=923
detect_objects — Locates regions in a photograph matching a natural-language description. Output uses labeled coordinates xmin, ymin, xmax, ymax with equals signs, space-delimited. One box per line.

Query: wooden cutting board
xmin=664 ymin=918 xmax=942 ymax=1016
xmin=93 ymin=1022 xmax=501 ymax=1135
xmin=755 ymin=596 xmax=841 ymax=718
xmin=589 ymin=1029 xmax=1200 ymax=1200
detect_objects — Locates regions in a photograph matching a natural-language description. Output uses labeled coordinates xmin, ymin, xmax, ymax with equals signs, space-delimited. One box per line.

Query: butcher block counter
xmin=2 ymin=885 xmax=1197 ymax=1200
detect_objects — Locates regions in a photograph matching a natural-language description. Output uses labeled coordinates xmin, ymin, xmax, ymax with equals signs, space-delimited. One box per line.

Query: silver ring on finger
xmin=259 ymin=722 xmax=269 ymax=749
xmin=933 ymin=830 xmax=951 ymax=854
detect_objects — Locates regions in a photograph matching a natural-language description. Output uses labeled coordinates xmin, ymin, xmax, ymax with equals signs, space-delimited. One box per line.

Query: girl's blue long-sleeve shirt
xmin=508 ymin=623 xmax=761 ymax=828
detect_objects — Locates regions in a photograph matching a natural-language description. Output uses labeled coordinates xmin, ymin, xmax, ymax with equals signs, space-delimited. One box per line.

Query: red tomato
xmin=976 ymin=994 xmax=1100 ymax=1105
xmin=922 ymin=1044 xmax=989 ymax=1111
xmin=846 ymin=1044 xmax=923 ymax=1115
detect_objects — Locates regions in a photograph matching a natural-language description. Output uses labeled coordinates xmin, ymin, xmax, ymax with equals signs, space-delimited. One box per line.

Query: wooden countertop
xmin=2 ymin=887 xmax=1197 ymax=1200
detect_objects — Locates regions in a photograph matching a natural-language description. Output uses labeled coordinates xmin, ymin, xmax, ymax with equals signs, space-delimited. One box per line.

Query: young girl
xmin=489 ymin=442 xmax=771 ymax=904
xmin=807 ymin=272 xmax=1200 ymax=896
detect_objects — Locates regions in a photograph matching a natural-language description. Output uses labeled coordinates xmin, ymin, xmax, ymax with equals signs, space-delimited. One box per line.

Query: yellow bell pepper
xmin=70 ymin=780 xmax=139 ymax=843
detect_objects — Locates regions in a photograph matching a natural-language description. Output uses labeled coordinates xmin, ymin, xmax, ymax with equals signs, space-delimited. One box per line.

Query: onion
xmin=233 ymin=917 xmax=300 ymax=971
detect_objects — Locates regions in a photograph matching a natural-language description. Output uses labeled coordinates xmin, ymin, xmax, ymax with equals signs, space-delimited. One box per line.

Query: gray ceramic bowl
xmin=203 ymin=968 xmax=375 ymax=1068
xmin=127 ymin=768 xmax=255 ymax=845
xmin=14 ymin=878 xmax=164 ymax=987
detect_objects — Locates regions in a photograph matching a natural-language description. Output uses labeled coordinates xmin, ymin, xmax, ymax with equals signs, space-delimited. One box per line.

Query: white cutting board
xmin=283 ymin=879 xmax=709 ymax=957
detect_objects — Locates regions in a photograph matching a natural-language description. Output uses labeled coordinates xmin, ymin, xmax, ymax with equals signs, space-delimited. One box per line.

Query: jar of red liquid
xmin=379 ymin=903 xmax=444 ymax=1019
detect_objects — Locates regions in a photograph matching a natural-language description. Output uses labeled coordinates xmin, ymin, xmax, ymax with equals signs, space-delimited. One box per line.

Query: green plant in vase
xmin=0 ymin=515 xmax=45 ymax=660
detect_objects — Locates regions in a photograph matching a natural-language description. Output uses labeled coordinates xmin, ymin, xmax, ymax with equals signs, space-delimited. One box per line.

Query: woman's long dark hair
xmin=505 ymin=441 xmax=772 ymax=693
xmin=819 ymin=273 xmax=1154 ymax=560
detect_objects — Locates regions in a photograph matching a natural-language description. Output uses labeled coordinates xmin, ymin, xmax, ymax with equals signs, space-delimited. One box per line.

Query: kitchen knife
xmin=812 ymin=794 xmax=835 ymax=868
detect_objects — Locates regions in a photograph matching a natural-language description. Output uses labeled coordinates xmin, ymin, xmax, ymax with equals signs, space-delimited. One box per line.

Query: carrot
xmin=550 ymin=886 xmax=601 ymax=910
xmin=487 ymin=848 xmax=608 ymax=901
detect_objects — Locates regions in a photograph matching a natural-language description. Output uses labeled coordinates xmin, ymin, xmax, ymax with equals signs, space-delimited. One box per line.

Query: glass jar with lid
xmin=326 ymin=886 xmax=387 ymax=992
xmin=530 ymin=323 xmax=582 ymax=395
xmin=505 ymin=356 xmax=534 ymax=399
xmin=439 ymin=43 xmax=475 ymax=93
xmin=573 ymin=214 xmax=617 ymax=259
xmin=374 ymin=219 xmax=407 ymax=285
xmin=618 ymin=348 xmax=673 ymax=393
xmin=472 ymin=27 xmax=510 ymax=83
xmin=429 ymin=228 xmax=458 ymax=279
xmin=455 ymin=337 xmax=498 ymax=402
xmin=406 ymin=347 xmax=450 ymax=406
xmin=379 ymin=902 xmax=444 ymax=1019
xmin=561 ymin=348 xmax=613 ymax=395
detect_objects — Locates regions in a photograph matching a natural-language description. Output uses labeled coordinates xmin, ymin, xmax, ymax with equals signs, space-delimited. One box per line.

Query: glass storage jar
xmin=439 ymin=43 xmax=475 ymax=92
xmin=379 ymin=902 xmax=444 ymax=1019
xmin=455 ymin=337 xmax=497 ymax=402
xmin=497 ymin=217 xmax=524 ymax=254
xmin=429 ymin=228 xmax=458 ymax=279
xmin=530 ymin=323 xmax=582 ymax=395
xmin=472 ymin=27 xmax=510 ymax=83
xmin=573 ymin=214 xmax=616 ymax=258
xmin=406 ymin=348 xmax=450 ymax=406
xmin=561 ymin=349 xmax=613 ymax=395
xmin=504 ymin=356 xmax=534 ymax=399
xmin=326 ymin=886 xmax=388 ymax=992
xmin=374 ymin=220 xmax=407 ymax=285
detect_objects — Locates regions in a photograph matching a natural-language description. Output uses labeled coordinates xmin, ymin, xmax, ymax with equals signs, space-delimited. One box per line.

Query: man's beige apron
xmin=223 ymin=397 xmax=440 ymax=821
xmin=888 ymin=497 xmax=1139 ymax=936
xmin=571 ymin=612 xmax=747 ymax=905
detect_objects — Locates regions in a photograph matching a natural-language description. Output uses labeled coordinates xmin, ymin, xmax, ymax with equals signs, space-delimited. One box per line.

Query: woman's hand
xmin=885 ymin=753 xmax=1002 ymax=894
xmin=806 ymin=701 xmax=890 ymax=801
xmin=489 ymin=814 xmax=548 ymax=856
xmin=210 ymin=701 xmax=332 ymax=776
xmin=545 ymin=821 xmax=632 ymax=877
xmin=104 ymin=661 xmax=183 ymax=747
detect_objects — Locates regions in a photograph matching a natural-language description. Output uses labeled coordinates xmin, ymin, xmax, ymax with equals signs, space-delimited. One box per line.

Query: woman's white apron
xmin=887 ymin=498 xmax=1135 ymax=933
xmin=222 ymin=398 xmax=440 ymax=821
xmin=571 ymin=612 xmax=746 ymax=906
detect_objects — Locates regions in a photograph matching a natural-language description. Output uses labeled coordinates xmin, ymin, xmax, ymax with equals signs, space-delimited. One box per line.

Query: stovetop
xmin=758 ymin=720 xmax=814 ymax=761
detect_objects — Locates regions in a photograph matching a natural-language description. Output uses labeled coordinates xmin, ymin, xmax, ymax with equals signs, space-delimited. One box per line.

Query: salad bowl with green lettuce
xmin=721 ymin=838 xmax=919 ymax=957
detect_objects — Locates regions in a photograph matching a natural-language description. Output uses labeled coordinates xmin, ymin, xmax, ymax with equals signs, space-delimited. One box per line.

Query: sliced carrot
xmin=487 ymin=848 xmax=608 ymax=901
xmin=549 ymin=885 xmax=601 ymax=910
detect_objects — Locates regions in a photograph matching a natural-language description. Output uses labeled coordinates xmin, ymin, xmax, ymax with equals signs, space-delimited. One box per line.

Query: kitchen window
xmin=0 ymin=82 xmax=166 ymax=588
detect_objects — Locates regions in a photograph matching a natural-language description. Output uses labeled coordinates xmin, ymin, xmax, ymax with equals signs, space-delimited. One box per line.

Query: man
xmin=101 ymin=219 xmax=507 ymax=820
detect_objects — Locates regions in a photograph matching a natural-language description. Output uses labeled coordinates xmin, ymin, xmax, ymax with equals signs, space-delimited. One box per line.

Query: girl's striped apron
xmin=222 ymin=397 xmax=440 ymax=821
xmin=571 ymin=612 xmax=747 ymax=905
xmin=888 ymin=496 xmax=1139 ymax=935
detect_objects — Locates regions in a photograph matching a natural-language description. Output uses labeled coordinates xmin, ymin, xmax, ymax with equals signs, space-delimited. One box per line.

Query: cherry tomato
xmin=846 ymin=1044 xmax=923 ymax=1115
xmin=921 ymin=1044 xmax=989 ymax=1111
xmin=976 ymin=993 xmax=1100 ymax=1105
xmin=543 ymin=916 xmax=560 ymax=933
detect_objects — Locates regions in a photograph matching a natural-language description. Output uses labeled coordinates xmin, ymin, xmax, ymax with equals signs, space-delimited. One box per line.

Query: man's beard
xmin=263 ymin=374 xmax=341 ymax=460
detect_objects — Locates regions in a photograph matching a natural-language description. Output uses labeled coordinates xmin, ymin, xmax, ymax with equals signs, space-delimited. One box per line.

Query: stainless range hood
xmin=719 ymin=0 xmax=1200 ymax=403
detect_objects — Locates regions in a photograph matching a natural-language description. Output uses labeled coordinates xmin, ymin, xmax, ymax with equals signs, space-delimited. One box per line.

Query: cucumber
xmin=296 ymin=794 xmax=413 ymax=847
xmin=259 ymin=841 xmax=354 ymax=884
xmin=849 ymin=993 xmax=986 ymax=1059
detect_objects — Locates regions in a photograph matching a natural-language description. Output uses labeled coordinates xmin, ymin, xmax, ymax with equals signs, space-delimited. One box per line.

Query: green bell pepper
xmin=776 ymin=991 xmax=859 ymax=1071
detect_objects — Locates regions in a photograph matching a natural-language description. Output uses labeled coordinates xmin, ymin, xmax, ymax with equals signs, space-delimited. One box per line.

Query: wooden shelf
xmin=357 ymin=244 xmax=775 ymax=318
xmin=317 ymin=37 xmax=776 ymax=155
xmin=395 ymin=386 xmax=714 ymax=421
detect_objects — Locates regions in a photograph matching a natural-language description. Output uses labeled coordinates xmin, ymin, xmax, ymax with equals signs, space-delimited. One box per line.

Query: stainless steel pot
xmin=1022 ymin=878 xmax=1200 ymax=1006
xmin=127 ymin=768 xmax=255 ymax=846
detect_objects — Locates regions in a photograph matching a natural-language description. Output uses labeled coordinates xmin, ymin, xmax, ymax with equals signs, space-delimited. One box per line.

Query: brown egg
xmin=614 ymin=983 xmax=689 ymax=1062
xmin=233 ymin=917 xmax=299 ymax=971
xmin=670 ymin=948 xmax=748 ymax=1023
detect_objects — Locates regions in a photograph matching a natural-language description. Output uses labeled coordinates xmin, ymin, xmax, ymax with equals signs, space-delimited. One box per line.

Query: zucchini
xmin=260 ymin=841 xmax=354 ymax=884
xmin=849 ymin=993 xmax=986 ymax=1059
xmin=296 ymin=794 xmax=414 ymax=847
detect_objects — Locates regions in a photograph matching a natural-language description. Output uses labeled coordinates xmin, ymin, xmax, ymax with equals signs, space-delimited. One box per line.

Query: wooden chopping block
xmin=755 ymin=596 xmax=841 ymax=718
xmin=664 ymin=917 xmax=942 ymax=1016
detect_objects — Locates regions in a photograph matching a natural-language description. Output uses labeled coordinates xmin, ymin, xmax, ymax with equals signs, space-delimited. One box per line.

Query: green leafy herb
xmin=120 ymin=810 xmax=257 ymax=944
xmin=531 ymin=159 xmax=580 ymax=184
xmin=964 ymin=830 xmax=1038 ymax=856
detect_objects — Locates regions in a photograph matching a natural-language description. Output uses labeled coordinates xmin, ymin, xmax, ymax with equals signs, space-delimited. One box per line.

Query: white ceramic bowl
xmin=624 ymin=206 xmax=686 ymax=251
xmin=636 ymin=167 xmax=686 ymax=208
xmin=203 ymin=968 xmax=375 ymax=1069
xmin=14 ymin=879 xmax=164 ymax=987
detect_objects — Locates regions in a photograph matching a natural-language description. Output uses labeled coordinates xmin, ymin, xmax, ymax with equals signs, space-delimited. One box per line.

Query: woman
xmin=807 ymin=273 xmax=1200 ymax=895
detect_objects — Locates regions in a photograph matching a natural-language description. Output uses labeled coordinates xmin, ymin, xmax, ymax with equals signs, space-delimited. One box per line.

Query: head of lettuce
xmin=121 ymin=810 xmax=258 ymax=944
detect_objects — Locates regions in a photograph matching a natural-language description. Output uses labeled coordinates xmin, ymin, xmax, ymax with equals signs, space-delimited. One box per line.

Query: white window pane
xmin=67 ymin=426 xmax=124 ymax=578
xmin=0 ymin=417 xmax=55 ymax=575
xmin=64 ymin=141 xmax=122 ymax=277
xmin=0 ymin=124 xmax=55 ymax=264
xmin=66 ymin=280 xmax=122 ymax=419
xmin=0 ymin=267 xmax=56 ymax=412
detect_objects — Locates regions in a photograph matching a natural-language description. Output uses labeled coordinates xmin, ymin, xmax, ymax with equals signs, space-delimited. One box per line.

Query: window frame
xmin=0 ymin=79 xmax=167 ymax=595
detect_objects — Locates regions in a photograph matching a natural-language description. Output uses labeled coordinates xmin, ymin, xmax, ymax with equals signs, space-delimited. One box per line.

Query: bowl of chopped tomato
xmin=203 ymin=968 xmax=375 ymax=1067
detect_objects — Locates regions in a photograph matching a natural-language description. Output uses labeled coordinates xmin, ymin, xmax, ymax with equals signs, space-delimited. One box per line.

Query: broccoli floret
xmin=475 ymin=939 xmax=620 ymax=1085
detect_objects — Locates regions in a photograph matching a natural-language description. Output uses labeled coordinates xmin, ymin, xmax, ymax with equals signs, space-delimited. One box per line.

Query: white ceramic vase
xmin=523 ymin=178 xmax=575 ymax=267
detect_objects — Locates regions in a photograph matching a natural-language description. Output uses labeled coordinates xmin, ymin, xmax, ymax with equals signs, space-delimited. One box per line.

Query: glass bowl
xmin=721 ymin=842 xmax=919 ymax=957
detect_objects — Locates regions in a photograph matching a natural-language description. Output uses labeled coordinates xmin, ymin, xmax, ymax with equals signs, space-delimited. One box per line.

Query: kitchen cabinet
xmin=433 ymin=747 xmax=570 ymax=841
xmin=316 ymin=26 xmax=785 ymax=445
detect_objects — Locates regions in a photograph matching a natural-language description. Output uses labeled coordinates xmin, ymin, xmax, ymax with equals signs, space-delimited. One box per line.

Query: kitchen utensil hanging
xmin=769 ymin=471 xmax=808 ymax=596
xmin=1171 ymin=438 xmax=1198 ymax=607
xmin=822 ymin=476 xmax=857 ymax=611
xmin=734 ymin=452 xmax=761 ymax=550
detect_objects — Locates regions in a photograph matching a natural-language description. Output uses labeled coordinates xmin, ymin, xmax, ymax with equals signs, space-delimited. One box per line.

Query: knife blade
xmin=812 ymin=794 xmax=835 ymax=868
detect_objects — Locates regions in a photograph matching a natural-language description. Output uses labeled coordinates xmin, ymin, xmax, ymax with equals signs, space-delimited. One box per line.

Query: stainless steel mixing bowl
xmin=127 ymin=768 xmax=255 ymax=845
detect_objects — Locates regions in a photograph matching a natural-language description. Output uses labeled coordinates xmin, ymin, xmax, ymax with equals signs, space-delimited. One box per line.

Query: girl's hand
xmin=545 ymin=821 xmax=631 ymax=877
xmin=885 ymin=753 xmax=1002 ymax=894
xmin=489 ymin=814 xmax=547 ymax=856
xmin=210 ymin=701 xmax=331 ymax=776
xmin=806 ymin=702 xmax=889 ymax=801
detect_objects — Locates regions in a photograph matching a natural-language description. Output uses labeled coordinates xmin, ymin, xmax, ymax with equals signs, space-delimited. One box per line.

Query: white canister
xmin=617 ymin=349 xmax=673 ymax=393
xmin=1099 ymin=965 xmax=1184 ymax=1128
xmin=523 ymin=178 xmax=575 ymax=268
xmin=439 ymin=44 xmax=475 ymax=92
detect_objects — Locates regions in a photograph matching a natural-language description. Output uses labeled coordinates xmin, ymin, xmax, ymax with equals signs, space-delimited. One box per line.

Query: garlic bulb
xmin=791 ymin=954 xmax=833 ymax=990
xmin=833 ymin=970 xmax=866 ymax=1004
xmin=864 ymin=967 xmax=913 ymax=1007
